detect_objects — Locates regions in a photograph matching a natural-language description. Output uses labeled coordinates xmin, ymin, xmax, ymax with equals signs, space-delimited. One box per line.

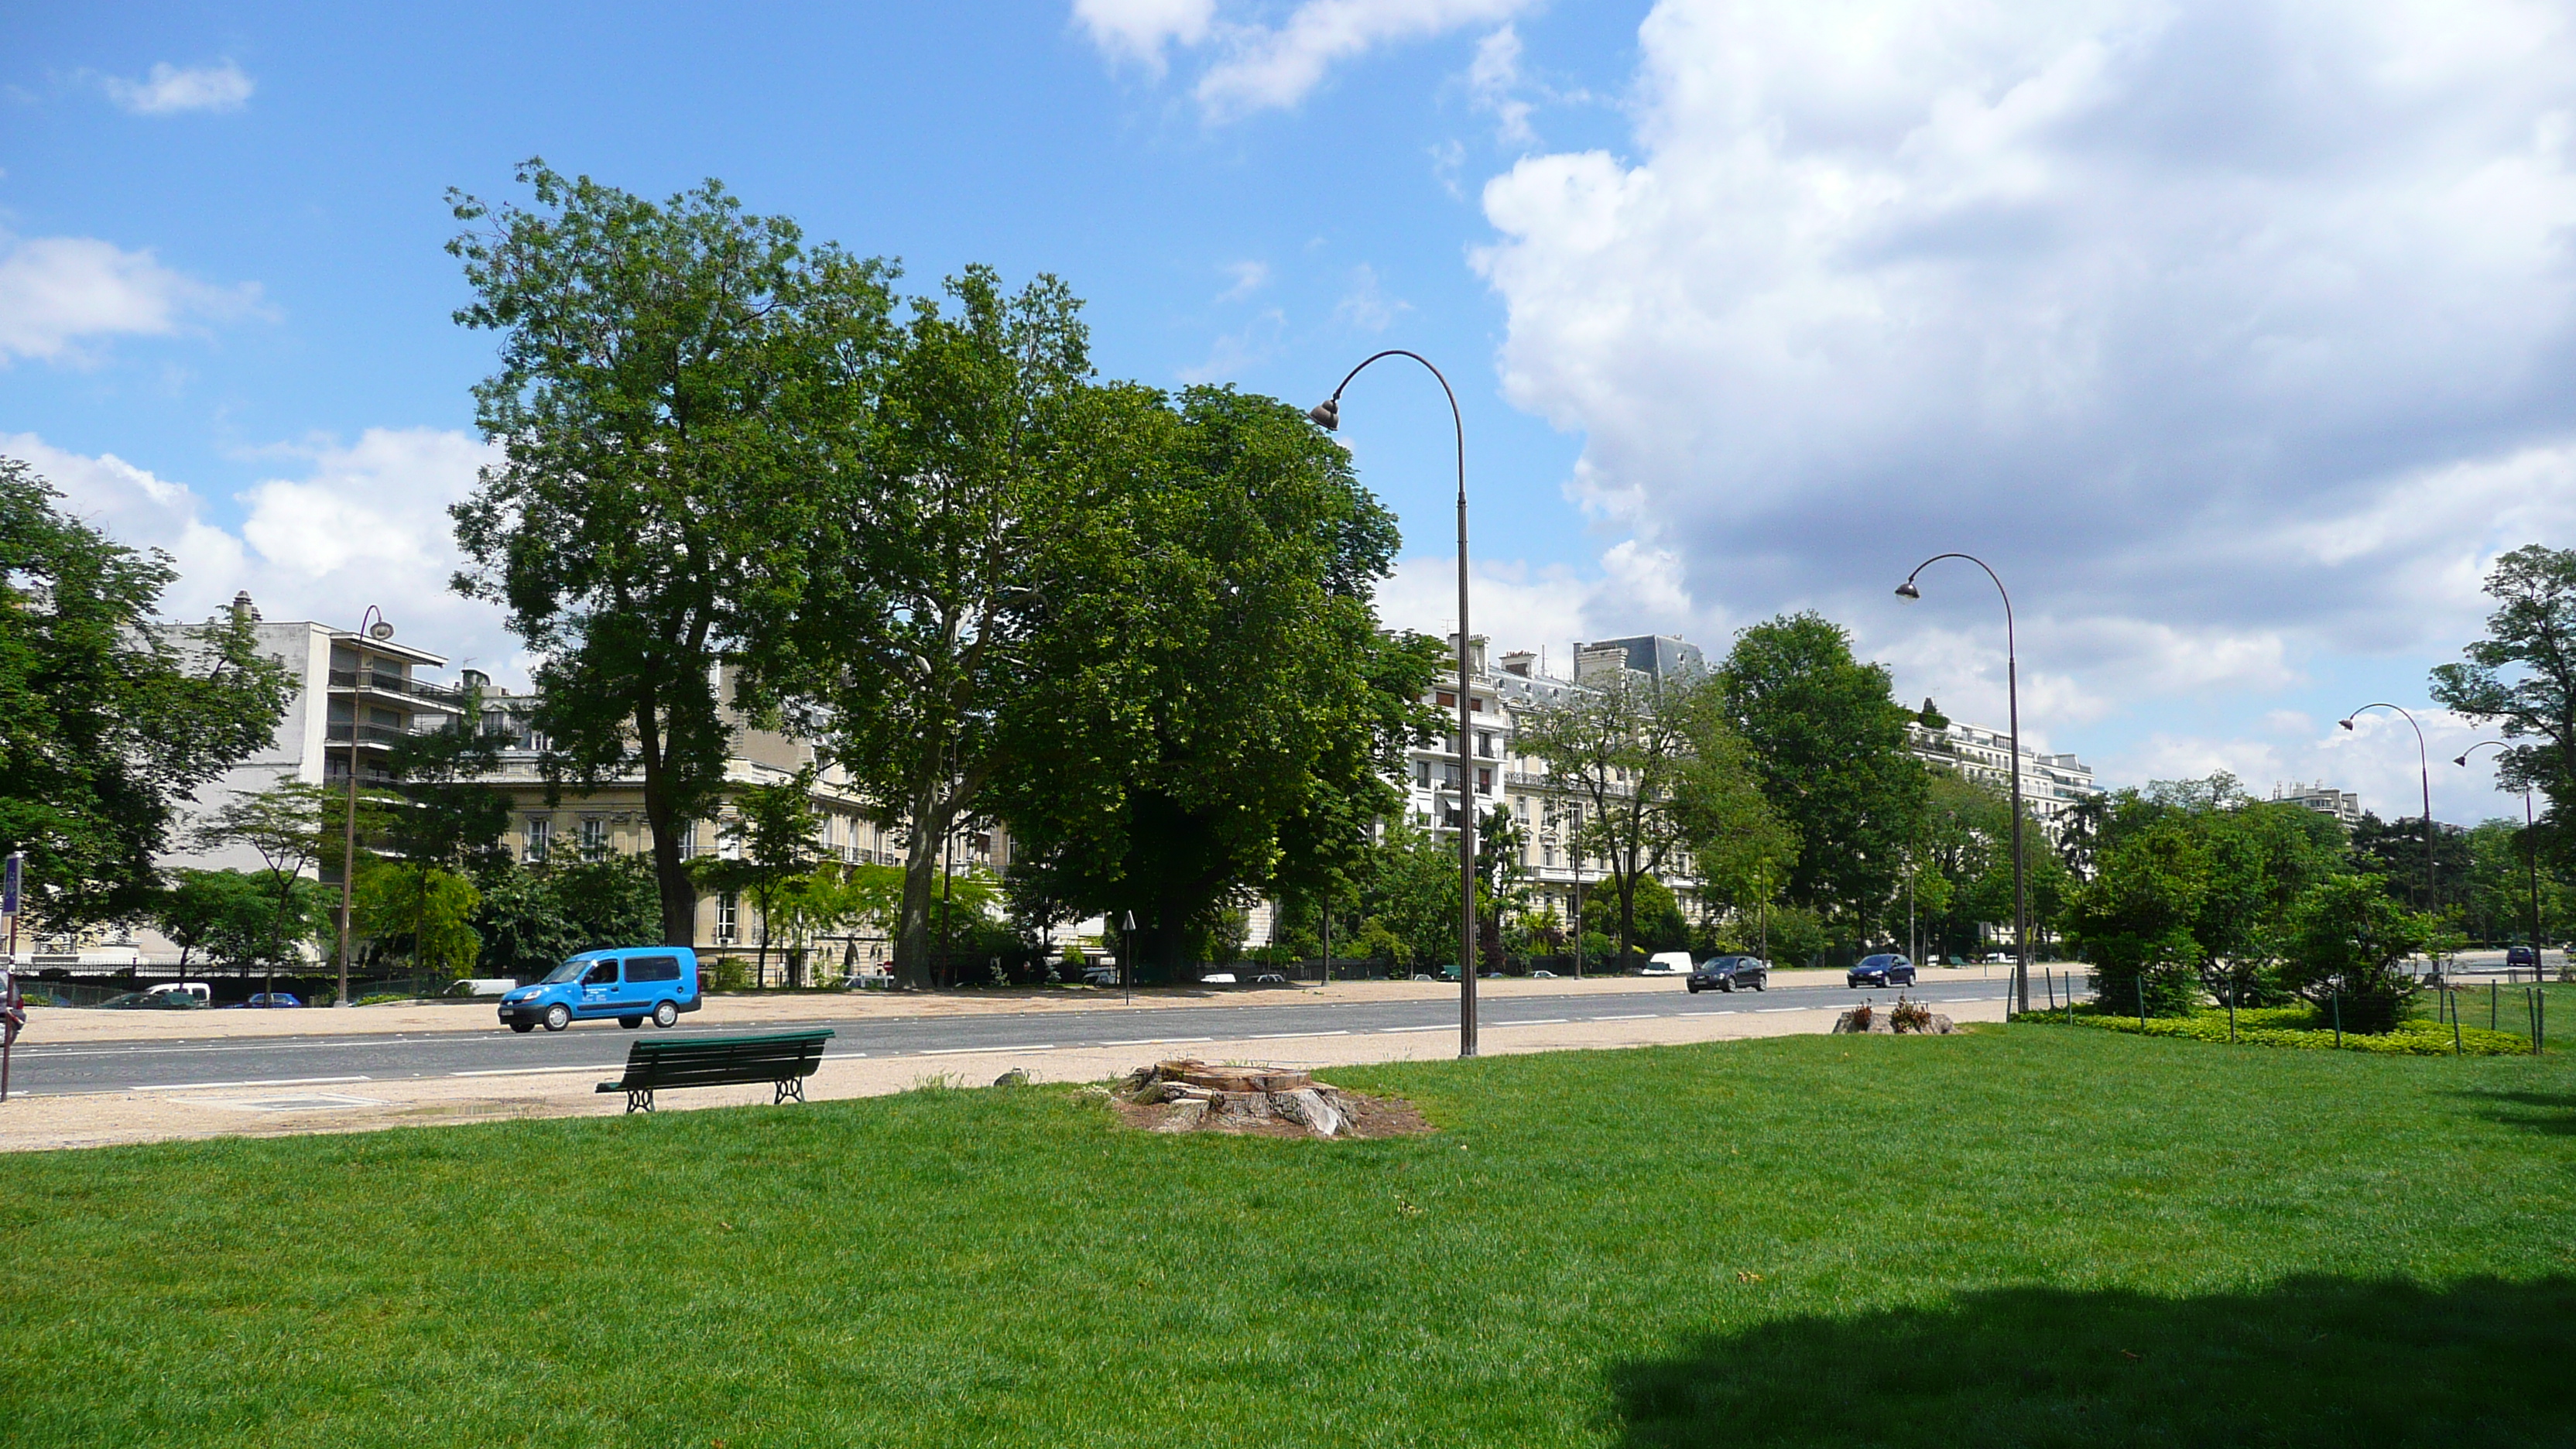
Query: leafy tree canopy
xmin=1715 ymin=611 xmax=1928 ymax=930
xmin=2431 ymin=545 xmax=2576 ymax=866
xmin=1 ymin=457 xmax=293 ymax=931
xmin=447 ymin=159 xmax=899 ymax=945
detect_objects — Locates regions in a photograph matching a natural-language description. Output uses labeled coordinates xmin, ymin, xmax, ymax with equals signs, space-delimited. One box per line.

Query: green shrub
xmin=706 ymin=956 xmax=752 ymax=993
xmin=2276 ymin=875 xmax=2431 ymax=1033
xmin=2014 ymin=1004 xmax=2529 ymax=1056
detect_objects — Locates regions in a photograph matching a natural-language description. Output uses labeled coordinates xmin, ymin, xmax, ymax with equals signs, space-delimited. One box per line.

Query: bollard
xmin=2451 ymin=990 xmax=2463 ymax=1056
xmin=2333 ymin=991 xmax=2342 ymax=1048
xmin=2492 ymin=981 xmax=2498 ymax=1033
xmin=2228 ymin=980 xmax=2238 ymax=1043
xmin=2138 ymin=977 xmax=2147 ymax=1030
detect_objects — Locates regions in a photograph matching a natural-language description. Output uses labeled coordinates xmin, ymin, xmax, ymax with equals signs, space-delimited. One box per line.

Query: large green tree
xmin=446 ymin=160 xmax=897 ymax=946
xmin=1715 ymin=612 xmax=1929 ymax=938
xmin=2431 ymin=545 xmax=2576 ymax=870
xmin=988 ymin=385 xmax=1440 ymax=979
xmin=769 ymin=267 xmax=1089 ymax=987
xmin=190 ymin=776 xmax=335 ymax=999
xmin=1 ymin=458 xmax=293 ymax=933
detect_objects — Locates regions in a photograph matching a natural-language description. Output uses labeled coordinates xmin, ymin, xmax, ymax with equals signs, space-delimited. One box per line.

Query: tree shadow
xmin=2451 ymin=1089 xmax=2576 ymax=1137
xmin=1608 ymin=1276 xmax=2574 ymax=1447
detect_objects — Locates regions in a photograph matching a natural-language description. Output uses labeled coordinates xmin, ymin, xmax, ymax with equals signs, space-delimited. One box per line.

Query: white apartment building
xmin=1905 ymin=718 xmax=2102 ymax=833
xmin=2269 ymin=781 xmax=2362 ymax=829
xmin=1388 ymin=635 xmax=1710 ymax=944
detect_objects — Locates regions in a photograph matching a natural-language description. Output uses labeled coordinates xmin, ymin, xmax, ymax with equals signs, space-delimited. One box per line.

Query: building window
xmin=523 ymin=816 xmax=552 ymax=863
xmin=1478 ymin=767 xmax=1492 ymax=795
xmin=716 ymin=891 xmax=738 ymax=944
xmin=680 ymin=820 xmax=699 ymax=857
xmin=1436 ymin=690 xmax=1456 ymax=707
xmin=1414 ymin=759 xmax=1430 ymax=786
xmin=579 ymin=817 xmax=608 ymax=861
xmin=1478 ymin=731 xmax=1496 ymax=758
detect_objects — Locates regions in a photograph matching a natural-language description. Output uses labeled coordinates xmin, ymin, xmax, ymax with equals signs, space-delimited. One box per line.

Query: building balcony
xmin=327 ymin=669 xmax=463 ymax=709
xmin=324 ymin=721 xmax=425 ymax=748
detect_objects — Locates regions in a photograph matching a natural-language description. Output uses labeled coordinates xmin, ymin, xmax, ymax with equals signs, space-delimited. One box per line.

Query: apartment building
xmin=1905 ymin=718 xmax=2102 ymax=833
xmin=2269 ymin=781 xmax=2362 ymax=829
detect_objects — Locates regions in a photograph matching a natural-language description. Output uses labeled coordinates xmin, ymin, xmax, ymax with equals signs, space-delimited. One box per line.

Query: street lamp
xmin=2457 ymin=740 xmax=2547 ymax=972
xmin=2337 ymin=704 xmax=2437 ymax=916
xmin=1896 ymin=553 xmax=2030 ymax=1014
xmin=1313 ymin=350 xmax=1478 ymax=1058
xmin=335 ymin=606 xmax=393 ymax=1008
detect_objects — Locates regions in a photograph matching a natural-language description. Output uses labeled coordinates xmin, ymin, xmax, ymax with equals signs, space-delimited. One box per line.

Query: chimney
xmin=1500 ymin=649 xmax=1536 ymax=677
xmin=230 ymin=591 xmax=261 ymax=622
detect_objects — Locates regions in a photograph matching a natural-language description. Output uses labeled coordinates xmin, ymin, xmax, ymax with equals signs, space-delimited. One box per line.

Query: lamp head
xmin=1307 ymin=396 xmax=1341 ymax=430
xmin=368 ymin=620 xmax=395 ymax=641
xmin=2453 ymin=754 xmax=2470 ymax=767
xmin=1893 ymin=581 xmax=1921 ymax=601
xmin=2338 ymin=718 xmax=2356 ymax=731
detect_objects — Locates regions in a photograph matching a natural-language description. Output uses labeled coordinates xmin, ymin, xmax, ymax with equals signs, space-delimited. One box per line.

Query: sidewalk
xmin=17 ymin=962 xmax=2026 ymax=1046
xmin=0 ymin=993 xmax=2010 ymax=1153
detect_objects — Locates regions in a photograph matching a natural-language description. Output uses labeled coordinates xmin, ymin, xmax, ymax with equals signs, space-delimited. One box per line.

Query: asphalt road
xmin=7 ymin=976 xmax=2013 ymax=1097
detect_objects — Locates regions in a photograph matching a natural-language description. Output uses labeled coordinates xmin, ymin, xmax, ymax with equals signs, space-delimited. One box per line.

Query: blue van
xmin=498 ymin=947 xmax=701 ymax=1033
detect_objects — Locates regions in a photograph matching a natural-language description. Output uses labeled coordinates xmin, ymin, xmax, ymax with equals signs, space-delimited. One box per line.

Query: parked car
xmin=498 ymin=947 xmax=701 ymax=1033
xmin=1848 ymin=954 xmax=1918 ymax=989
xmin=1642 ymin=951 xmax=1694 ymax=976
xmin=231 ymin=992 xmax=303 ymax=1009
xmin=1688 ymin=955 xmax=1769 ymax=993
xmin=2506 ymin=945 xmax=2541 ymax=971
xmin=101 ymin=989 xmax=206 ymax=1010
xmin=1530 ymin=969 xmax=1559 ymax=978
xmin=447 ymin=978 xmax=518 ymax=998
xmin=1081 ymin=964 xmax=1120 ymax=986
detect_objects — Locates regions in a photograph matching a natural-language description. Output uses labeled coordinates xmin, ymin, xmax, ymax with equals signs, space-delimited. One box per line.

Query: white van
xmin=145 ymin=981 xmax=211 ymax=1005
xmin=1643 ymin=951 xmax=1694 ymax=976
xmin=448 ymin=978 xmax=519 ymax=998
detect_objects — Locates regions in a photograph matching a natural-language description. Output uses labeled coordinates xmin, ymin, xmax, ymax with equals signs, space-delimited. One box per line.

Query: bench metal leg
xmin=625 ymin=1089 xmax=653 ymax=1114
xmin=773 ymin=1077 xmax=806 ymax=1105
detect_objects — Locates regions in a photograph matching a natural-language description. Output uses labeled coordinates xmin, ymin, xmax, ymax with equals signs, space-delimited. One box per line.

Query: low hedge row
xmin=2011 ymin=1003 xmax=2536 ymax=1057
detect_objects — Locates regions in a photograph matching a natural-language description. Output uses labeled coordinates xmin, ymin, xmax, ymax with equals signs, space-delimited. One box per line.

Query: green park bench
xmin=596 ymin=1029 xmax=835 ymax=1113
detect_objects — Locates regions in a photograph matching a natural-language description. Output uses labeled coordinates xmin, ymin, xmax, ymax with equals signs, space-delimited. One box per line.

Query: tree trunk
xmin=635 ymin=697 xmax=697 ymax=947
xmin=894 ymin=783 xmax=951 ymax=990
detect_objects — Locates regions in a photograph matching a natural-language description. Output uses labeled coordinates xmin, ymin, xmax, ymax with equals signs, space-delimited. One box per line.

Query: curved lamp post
xmin=1896 ymin=553 xmax=2029 ymax=1014
xmin=1313 ymin=350 xmax=1478 ymax=1057
xmin=2457 ymin=740 xmax=2546 ymax=970
xmin=2338 ymin=704 xmax=2437 ymax=916
xmin=337 ymin=606 xmax=392 ymax=1008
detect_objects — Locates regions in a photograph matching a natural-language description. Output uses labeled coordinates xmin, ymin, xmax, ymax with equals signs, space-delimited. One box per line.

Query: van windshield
xmin=540 ymin=959 xmax=593 ymax=985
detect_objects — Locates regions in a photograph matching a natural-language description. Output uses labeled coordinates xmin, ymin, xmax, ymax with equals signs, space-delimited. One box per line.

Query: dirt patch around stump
xmin=1101 ymin=1060 xmax=1432 ymax=1140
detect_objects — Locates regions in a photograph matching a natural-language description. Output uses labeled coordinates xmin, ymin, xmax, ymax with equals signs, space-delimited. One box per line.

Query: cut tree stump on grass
xmin=1108 ymin=1060 xmax=1430 ymax=1139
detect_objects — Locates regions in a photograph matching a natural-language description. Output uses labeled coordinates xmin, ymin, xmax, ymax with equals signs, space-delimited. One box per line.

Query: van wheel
xmin=510 ymin=1021 xmax=535 ymax=1034
xmin=542 ymin=1003 xmax=570 ymax=1033
xmin=653 ymin=1000 xmax=680 ymax=1029
xmin=619 ymin=1016 xmax=642 ymax=1029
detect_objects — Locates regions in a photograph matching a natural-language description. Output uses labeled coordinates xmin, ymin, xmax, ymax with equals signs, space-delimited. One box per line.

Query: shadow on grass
xmin=1609 ymin=1276 xmax=2574 ymax=1447
xmin=2452 ymin=1089 xmax=2576 ymax=1137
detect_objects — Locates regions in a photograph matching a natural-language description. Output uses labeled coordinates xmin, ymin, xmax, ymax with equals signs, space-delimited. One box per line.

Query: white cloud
xmin=2104 ymin=707 xmax=2505 ymax=824
xmin=1468 ymin=24 xmax=1536 ymax=144
xmin=3 ymin=429 xmax=524 ymax=683
xmin=1074 ymin=0 xmax=1218 ymax=70
xmin=0 ymin=233 xmax=262 ymax=362
xmin=1076 ymin=0 xmax=1532 ymax=117
xmin=99 ymin=60 xmax=255 ymax=116
xmin=1215 ymin=259 xmax=1271 ymax=301
xmin=1471 ymin=0 xmax=2576 ymax=740
xmin=1331 ymin=263 xmax=1409 ymax=332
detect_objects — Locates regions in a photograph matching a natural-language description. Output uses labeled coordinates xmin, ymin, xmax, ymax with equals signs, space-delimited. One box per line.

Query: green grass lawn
xmin=2 ymin=1028 xmax=2571 ymax=1447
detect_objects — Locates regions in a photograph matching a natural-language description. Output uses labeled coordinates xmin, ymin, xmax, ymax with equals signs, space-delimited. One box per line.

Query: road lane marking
xmin=1376 ymin=1025 xmax=1452 ymax=1033
xmin=448 ymin=1064 xmax=622 ymax=1077
xmin=1246 ymin=1030 xmax=1351 ymax=1040
xmin=133 ymin=1074 xmax=372 ymax=1091
xmin=917 ymin=1044 xmax=1057 ymax=1056
xmin=1491 ymin=1018 xmax=1570 ymax=1027
xmin=1588 ymin=1013 xmax=1656 ymax=1021
xmin=1099 ymin=1037 xmax=1212 ymax=1046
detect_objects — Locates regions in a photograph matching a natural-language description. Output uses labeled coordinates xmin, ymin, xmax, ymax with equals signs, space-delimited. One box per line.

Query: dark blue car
xmin=1847 ymin=953 xmax=1917 ymax=989
xmin=1687 ymin=955 xmax=1769 ymax=993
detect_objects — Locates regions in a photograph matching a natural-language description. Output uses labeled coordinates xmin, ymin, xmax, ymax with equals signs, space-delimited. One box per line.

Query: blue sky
xmin=5 ymin=0 xmax=2574 ymax=827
